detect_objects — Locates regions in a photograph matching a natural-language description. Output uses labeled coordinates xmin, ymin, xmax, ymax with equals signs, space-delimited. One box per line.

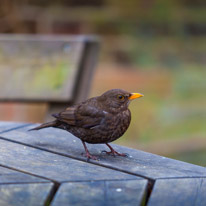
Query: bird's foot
xmin=101 ymin=150 xmax=128 ymax=157
xmin=81 ymin=141 xmax=99 ymax=161
xmin=102 ymin=143 xmax=129 ymax=157
xmin=81 ymin=152 xmax=99 ymax=161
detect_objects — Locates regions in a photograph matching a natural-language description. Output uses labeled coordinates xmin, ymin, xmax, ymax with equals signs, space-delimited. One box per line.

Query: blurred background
xmin=0 ymin=0 xmax=205 ymax=166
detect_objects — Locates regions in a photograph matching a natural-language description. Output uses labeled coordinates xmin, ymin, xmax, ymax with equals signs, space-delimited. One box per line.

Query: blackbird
xmin=30 ymin=89 xmax=143 ymax=160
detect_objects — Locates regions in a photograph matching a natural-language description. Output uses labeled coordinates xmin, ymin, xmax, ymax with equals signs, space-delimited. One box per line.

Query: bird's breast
xmin=104 ymin=109 xmax=131 ymax=142
xmin=67 ymin=109 xmax=131 ymax=144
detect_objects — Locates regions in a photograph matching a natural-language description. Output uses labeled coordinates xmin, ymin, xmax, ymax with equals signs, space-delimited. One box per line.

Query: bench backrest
xmin=0 ymin=34 xmax=99 ymax=103
xmin=0 ymin=34 xmax=100 ymax=120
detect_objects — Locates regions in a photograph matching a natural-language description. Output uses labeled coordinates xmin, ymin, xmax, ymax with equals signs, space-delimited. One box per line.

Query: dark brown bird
xmin=30 ymin=89 xmax=143 ymax=160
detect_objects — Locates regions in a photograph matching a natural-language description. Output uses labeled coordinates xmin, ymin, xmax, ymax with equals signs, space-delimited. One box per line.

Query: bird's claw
xmin=101 ymin=150 xmax=129 ymax=157
xmin=81 ymin=152 xmax=99 ymax=161
xmin=101 ymin=150 xmax=108 ymax=154
xmin=121 ymin=153 xmax=129 ymax=157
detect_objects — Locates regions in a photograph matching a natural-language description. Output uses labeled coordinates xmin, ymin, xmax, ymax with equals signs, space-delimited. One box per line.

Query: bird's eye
xmin=117 ymin=94 xmax=125 ymax=100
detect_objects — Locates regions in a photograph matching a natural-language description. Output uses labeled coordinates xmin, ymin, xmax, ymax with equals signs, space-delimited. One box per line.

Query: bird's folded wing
xmin=53 ymin=105 xmax=106 ymax=129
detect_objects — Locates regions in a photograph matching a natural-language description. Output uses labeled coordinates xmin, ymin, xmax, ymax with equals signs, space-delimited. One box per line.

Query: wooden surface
xmin=0 ymin=121 xmax=205 ymax=206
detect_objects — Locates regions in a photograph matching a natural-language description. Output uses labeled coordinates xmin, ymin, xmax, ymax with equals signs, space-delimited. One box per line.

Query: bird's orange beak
xmin=129 ymin=93 xmax=144 ymax=100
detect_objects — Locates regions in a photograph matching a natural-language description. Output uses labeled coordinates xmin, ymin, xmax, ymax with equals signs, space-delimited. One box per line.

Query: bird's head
xmin=98 ymin=89 xmax=143 ymax=113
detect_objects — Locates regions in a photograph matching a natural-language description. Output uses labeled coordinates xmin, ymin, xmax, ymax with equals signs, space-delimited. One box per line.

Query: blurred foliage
xmin=0 ymin=0 xmax=205 ymax=165
xmin=0 ymin=0 xmax=205 ymax=34
xmin=170 ymin=150 xmax=206 ymax=166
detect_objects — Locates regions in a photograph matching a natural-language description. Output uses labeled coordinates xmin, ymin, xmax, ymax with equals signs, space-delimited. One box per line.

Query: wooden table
xmin=0 ymin=121 xmax=205 ymax=206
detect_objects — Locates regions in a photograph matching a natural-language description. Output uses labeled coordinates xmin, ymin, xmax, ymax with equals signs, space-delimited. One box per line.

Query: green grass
xmin=169 ymin=150 xmax=206 ymax=167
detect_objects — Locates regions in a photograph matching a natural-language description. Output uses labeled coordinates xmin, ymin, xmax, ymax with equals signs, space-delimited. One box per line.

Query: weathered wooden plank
xmin=0 ymin=138 xmax=141 ymax=182
xmin=1 ymin=124 xmax=205 ymax=180
xmin=0 ymin=122 xmax=28 ymax=133
xmin=147 ymin=178 xmax=206 ymax=206
xmin=0 ymin=166 xmax=49 ymax=184
xmin=51 ymin=180 xmax=147 ymax=206
xmin=0 ymin=183 xmax=53 ymax=206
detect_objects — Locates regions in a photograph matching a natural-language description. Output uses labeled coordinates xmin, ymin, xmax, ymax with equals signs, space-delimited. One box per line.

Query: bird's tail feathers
xmin=28 ymin=120 xmax=57 ymax=131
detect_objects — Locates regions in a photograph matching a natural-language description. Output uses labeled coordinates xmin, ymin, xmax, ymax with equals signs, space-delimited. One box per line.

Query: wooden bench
xmin=0 ymin=122 xmax=205 ymax=206
xmin=0 ymin=34 xmax=99 ymax=121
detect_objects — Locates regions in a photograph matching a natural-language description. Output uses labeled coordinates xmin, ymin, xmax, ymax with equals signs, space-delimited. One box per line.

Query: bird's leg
xmin=103 ymin=143 xmax=128 ymax=157
xmin=81 ymin=141 xmax=98 ymax=161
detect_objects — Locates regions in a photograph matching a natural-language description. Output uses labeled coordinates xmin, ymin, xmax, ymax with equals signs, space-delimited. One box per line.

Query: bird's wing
xmin=53 ymin=104 xmax=106 ymax=129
